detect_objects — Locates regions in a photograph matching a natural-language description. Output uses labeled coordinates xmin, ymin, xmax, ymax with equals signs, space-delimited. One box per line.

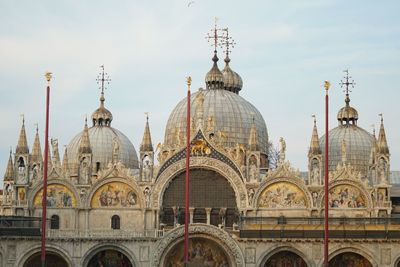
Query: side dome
xmin=320 ymin=94 xmax=374 ymax=176
xmin=67 ymin=126 xmax=139 ymax=174
xmin=164 ymin=89 xmax=269 ymax=155
xmin=320 ymin=125 xmax=374 ymax=175
xmin=66 ymin=79 xmax=139 ymax=174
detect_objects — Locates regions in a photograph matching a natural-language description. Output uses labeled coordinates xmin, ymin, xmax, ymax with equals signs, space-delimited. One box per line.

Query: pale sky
xmin=1 ymin=0 xmax=399 ymax=187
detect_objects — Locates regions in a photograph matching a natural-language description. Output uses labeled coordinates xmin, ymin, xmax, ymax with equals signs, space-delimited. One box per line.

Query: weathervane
xmin=205 ymin=17 xmax=224 ymax=53
xmin=96 ymin=65 xmax=111 ymax=96
xmin=221 ymin=28 xmax=236 ymax=58
xmin=339 ymin=69 xmax=356 ymax=96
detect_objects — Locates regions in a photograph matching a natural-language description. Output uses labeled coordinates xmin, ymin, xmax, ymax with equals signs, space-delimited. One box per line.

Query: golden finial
xmin=144 ymin=112 xmax=149 ymax=121
xmin=20 ymin=114 xmax=25 ymax=125
xmin=45 ymin=72 xmax=53 ymax=84
xmin=312 ymin=114 xmax=316 ymax=125
xmin=378 ymin=113 xmax=383 ymax=123
xmin=186 ymin=76 xmax=192 ymax=91
xmin=324 ymin=80 xmax=331 ymax=94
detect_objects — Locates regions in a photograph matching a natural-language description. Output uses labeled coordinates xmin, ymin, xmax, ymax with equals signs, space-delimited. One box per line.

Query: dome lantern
xmin=92 ymin=65 xmax=113 ymax=126
xmin=337 ymin=70 xmax=358 ymax=125
xmin=221 ymin=28 xmax=243 ymax=94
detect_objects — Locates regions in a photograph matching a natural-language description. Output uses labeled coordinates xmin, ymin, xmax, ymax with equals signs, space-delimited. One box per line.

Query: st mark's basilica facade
xmin=0 ymin=28 xmax=399 ymax=267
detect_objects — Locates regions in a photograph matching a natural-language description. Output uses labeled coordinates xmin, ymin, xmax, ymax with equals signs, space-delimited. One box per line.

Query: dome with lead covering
xmin=320 ymin=95 xmax=374 ymax=176
xmin=164 ymin=88 xmax=268 ymax=155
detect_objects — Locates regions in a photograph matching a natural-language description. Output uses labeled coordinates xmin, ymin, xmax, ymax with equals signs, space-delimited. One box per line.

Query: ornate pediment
xmin=266 ymin=161 xmax=301 ymax=180
xmin=330 ymin=163 xmax=362 ymax=182
xmin=96 ymin=161 xmax=135 ymax=181
xmin=156 ymin=130 xmax=242 ymax=179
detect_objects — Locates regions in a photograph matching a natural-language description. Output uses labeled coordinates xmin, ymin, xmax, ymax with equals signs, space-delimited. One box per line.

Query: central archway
xmin=23 ymin=252 xmax=69 ymax=267
xmin=263 ymin=251 xmax=308 ymax=267
xmin=87 ymin=249 xmax=133 ymax=267
xmin=329 ymin=252 xmax=372 ymax=267
xmin=161 ymin=168 xmax=238 ymax=227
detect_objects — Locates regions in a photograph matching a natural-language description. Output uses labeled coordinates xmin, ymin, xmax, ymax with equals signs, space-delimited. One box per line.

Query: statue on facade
xmin=79 ymin=158 xmax=90 ymax=184
xmin=279 ymin=137 xmax=286 ymax=165
xmin=341 ymin=139 xmax=347 ymax=163
xmin=378 ymin=157 xmax=388 ymax=184
xmin=144 ymin=187 xmax=151 ymax=208
xmin=143 ymin=158 xmax=152 ymax=181
xmin=248 ymin=188 xmax=255 ymax=205
xmin=310 ymin=159 xmax=320 ymax=185
xmin=112 ymin=137 xmax=120 ymax=163
xmin=195 ymin=90 xmax=205 ymax=129
xmin=219 ymin=208 xmax=226 ymax=226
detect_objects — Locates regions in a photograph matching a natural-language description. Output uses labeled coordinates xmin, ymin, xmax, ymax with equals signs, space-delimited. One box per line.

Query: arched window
xmin=111 ymin=215 xmax=120 ymax=229
xmin=50 ymin=215 xmax=60 ymax=229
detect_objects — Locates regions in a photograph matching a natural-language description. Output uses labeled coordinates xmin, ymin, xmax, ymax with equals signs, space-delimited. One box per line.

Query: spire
xmin=337 ymin=70 xmax=358 ymax=125
xmin=92 ymin=65 xmax=113 ymax=126
xmin=79 ymin=118 xmax=92 ymax=154
xmin=248 ymin=113 xmax=259 ymax=151
xmin=377 ymin=114 xmax=389 ymax=154
xmin=16 ymin=115 xmax=29 ymax=154
xmin=62 ymin=146 xmax=69 ymax=174
xmin=140 ymin=113 xmax=153 ymax=152
xmin=205 ymin=18 xmax=224 ymax=90
xmin=221 ymin=28 xmax=243 ymax=94
xmin=309 ymin=115 xmax=321 ymax=156
xmin=4 ymin=149 xmax=14 ymax=181
xmin=31 ymin=124 xmax=43 ymax=163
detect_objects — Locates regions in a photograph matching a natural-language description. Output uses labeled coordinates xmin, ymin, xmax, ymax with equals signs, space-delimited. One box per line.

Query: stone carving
xmin=310 ymin=158 xmax=320 ymax=185
xmin=34 ymin=184 xmax=76 ymax=208
xmin=144 ymin=187 xmax=151 ymax=208
xmin=341 ymin=139 xmax=347 ymax=163
xmin=278 ymin=137 xmax=286 ymax=165
xmin=195 ymin=90 xmax=205 ymax=129
xmin=378 ymin=157 xmax=388 ymax=184
xmin=258 ymin=182 xmax=307 ymax=208
xmin=4 ymin=183 xmax=13 ymax=204
xmin=328 ymin=185 xmax=366 ymax=208
xmin=142 ymin=156 xmax=152 ymax=181
xmin=30 ymin=164 xmax=39 ymax=182
xmin=312 ymin=191 xmax=318 ymax=207
xmin=206 ymin=116 xmax=215 ymax=133
xmin=245 ymin=248 xmax=256 ymax=264
xmin=247 ymin=188 xmax=255 ymax=205
xmin=112 ymin=137 xmax=120 ymax=163
xmin=152 ymin=224 xmax=244 ymax=267
xmin=91 ymin=182 xmax=138 ymax=208
xmin=79 ymin=157 xmax=90 ymax=184
xmin=140 ymin=246 xmax=150 ymax=262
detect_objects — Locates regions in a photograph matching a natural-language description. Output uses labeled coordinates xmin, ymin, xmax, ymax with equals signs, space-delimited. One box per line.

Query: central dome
xmin=164 ymin=89 xmax=268 ymax=155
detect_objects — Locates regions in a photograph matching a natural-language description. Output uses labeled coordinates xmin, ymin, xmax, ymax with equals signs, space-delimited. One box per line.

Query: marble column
xmin=205 ymin=208 xmax=212 ymax=225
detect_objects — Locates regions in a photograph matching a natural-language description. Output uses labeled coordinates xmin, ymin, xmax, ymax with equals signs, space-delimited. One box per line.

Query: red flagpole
xmin=41 ymin=72 xmax=52 ymax=267
xmin=184 ymin=77 xmax=191 ymax=266
xmin=324 ymin=81 xmax=330 ymax=267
